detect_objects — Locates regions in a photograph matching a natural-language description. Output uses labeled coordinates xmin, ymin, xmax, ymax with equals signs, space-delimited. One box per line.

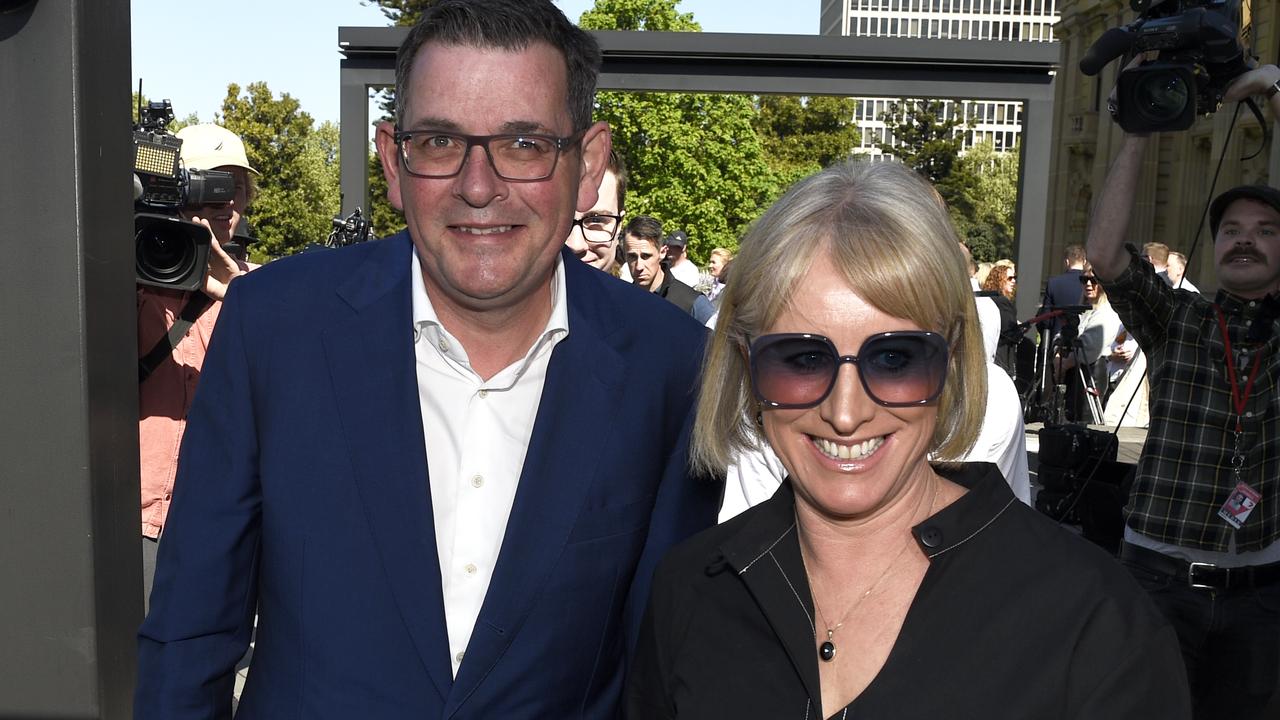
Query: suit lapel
xmin=322 ymin=234 xmax=454 ymax=700
xmin=446 ymin=258 xmax=627 ymax=715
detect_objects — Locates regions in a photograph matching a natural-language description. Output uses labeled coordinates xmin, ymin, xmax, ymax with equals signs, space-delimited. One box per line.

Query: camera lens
xmin=1133 ymin=71 xmax=1190 ymax=124
xmin=136 ymin=223 xmax=197 ymax=284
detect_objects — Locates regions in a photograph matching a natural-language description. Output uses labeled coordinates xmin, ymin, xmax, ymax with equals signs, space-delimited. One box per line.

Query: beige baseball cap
xmin=175 ymin=123 xmax=259 ymax=175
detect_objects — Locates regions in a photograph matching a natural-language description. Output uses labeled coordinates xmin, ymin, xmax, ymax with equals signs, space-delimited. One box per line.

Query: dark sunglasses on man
xmin=747 ymin=331 xmax=949 ymax=409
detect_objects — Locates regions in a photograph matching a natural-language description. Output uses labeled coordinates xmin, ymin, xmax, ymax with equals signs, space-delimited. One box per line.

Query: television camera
xmin=1078 ymin=0 xmax=1252 ymax=133
xmin=133 ymin=99 xmax=238 ymax=291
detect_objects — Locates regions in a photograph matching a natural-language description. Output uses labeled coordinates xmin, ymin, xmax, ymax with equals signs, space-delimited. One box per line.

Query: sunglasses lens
xmin=752 ymin=336 xmax=838 ymax=408
xmin=858 ymin=334 xmax=947 ymax=405
xmin=751 ymin=333 xmax=947 ymax=408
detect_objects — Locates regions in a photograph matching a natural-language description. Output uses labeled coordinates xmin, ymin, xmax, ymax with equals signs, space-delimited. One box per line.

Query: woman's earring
xmin=754 ymin=408 xmax=764 ymax=429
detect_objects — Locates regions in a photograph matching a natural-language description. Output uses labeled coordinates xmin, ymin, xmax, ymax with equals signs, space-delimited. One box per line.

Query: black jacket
xmin=627 ymin=464 xmax=1190 ymax=720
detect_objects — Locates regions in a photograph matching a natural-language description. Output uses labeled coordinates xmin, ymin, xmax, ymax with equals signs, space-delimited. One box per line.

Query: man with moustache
xmin=1087 ymin=63 xmax=1280 ymax=720
xmin=135 ymin=1 xmax=718 ymax=716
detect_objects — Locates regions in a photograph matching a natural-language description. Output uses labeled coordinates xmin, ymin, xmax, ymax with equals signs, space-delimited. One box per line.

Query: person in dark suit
xmin=1044 ymin=243 xmax=1088 ymax=313
xmin=134 ymin=1 xmax=719 ymax=717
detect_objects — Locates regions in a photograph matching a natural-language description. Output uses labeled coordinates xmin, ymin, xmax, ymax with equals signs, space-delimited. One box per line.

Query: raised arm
xmin=1085 ymin=134 xmax=1147 ymax=283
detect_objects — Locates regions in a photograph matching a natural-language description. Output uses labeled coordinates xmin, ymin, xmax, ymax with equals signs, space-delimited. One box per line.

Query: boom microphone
xmin=1079 ymin=27 xmax=1136 ymax=76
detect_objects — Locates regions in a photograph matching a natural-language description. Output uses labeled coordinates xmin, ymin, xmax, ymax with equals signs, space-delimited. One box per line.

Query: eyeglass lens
xmin=400 ymin=132 xmax=562 ymax=180
xmin=750 ymin=332 xmax=947 ymax=409
xmin=572 ymin=214 xmax=621 ymax=245
xmin=1080 ymin=275 xmax=1099 ymax=284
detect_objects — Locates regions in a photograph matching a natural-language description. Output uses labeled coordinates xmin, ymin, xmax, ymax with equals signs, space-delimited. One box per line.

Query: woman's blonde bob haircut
xmin=692 ymin=160 xmax=987 ymax=474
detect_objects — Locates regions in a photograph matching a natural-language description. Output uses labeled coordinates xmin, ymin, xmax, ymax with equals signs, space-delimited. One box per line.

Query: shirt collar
xmin=718 ymin=463 xmax=1017 ymax=574
xmin=410 ymin=247 xmax=570 ymax=379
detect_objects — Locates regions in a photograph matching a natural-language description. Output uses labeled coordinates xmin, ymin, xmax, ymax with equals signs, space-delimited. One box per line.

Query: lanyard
xmin=1214 ymin=305 xmax=1265 ymax=432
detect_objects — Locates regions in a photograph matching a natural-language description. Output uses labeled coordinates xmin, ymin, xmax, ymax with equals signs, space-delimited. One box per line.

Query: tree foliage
xmin=218 ymin=82 xmax=339 ymax=260
xmin=754 ymin=95 xmax=860 ymax=181
xmin=877 ymin=100 xmax=1017 ymax=261
xmin=366 ymin=0 xmax=439 ymax=26
xmin=581 ymin=0 xmax=787 ymax=262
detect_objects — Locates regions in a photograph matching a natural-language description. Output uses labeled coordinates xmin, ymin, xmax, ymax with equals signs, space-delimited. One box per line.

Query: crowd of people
xmin=129 ymin=1 xmax=1280 ymax=718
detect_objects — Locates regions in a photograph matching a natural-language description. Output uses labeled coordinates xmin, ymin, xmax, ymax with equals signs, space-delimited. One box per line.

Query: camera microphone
xmin=1080 ymin=27 xmax=1136 ymax=76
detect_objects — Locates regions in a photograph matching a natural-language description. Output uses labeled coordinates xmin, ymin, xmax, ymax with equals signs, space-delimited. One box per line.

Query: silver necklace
xmin=809 ymin=479 xmax=938 ymax=663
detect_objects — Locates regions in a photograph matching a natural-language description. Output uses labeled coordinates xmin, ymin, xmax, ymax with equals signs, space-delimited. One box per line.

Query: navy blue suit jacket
xmin=136 ymin=233 xmax=720 ymax=719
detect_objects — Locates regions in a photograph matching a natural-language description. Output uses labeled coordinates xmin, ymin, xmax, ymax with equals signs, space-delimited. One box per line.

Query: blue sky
xmin=130 ymin=1 xmax=820 ymax=126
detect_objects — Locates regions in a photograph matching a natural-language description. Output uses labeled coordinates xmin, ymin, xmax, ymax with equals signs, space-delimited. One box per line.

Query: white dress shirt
xmin=411 ymin=251 xmax=569 ymax=677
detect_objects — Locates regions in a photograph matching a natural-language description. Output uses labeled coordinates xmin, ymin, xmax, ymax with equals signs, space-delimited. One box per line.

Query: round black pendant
xmin=819 ymin=640 xmax=836 ymax=662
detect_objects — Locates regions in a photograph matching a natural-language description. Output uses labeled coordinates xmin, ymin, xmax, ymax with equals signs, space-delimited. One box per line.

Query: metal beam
xmin=339 ymin=27 xmax=1058 ymax=277
xmin=0 ymin=0 xmax=140 ymax=716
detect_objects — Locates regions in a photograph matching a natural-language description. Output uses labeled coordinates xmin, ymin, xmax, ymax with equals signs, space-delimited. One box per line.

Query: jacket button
xmin=920 ymin=526 xmax=944 ymax=548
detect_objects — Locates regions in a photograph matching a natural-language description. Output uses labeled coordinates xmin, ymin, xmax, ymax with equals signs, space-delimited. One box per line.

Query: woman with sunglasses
xmin=1060 ymin=266 xmax=1125 ymax=419
xmin=625 ymin=161 xmax=1188 ymax=719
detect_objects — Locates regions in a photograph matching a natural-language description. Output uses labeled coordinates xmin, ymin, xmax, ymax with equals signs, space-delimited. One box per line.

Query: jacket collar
xmin=712 ymin=463 xmax=1018 ymax=711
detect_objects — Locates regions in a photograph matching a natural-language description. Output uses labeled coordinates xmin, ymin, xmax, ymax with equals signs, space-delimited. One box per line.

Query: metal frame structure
xmin=2 ymin=0 xmax=139 ymax=716
xmin=340 ymin=28 xmax=1058 ymax=318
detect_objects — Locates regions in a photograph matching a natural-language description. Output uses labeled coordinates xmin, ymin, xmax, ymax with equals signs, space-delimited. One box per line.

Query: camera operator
xmin=136 ymin=123 xmax=257 ymax=605
xmin=1087 ymin=62 xmax=1280 ymax=719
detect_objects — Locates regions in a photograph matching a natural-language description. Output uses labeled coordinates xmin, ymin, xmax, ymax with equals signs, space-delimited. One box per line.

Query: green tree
xmin=582 ymin=0 xmax=783 ymax=262
xmin=957 ymin=141 xmax=1019 ymax=261
xmin=218 ymin=82 xmax=339 ymax=260
xmin=366 ymin=0 xmax=438 ymax=25
xmin=876 ymin=99 xmax=988 ymax=253
xmin=754 ymin=95 xmax=860 ymax=182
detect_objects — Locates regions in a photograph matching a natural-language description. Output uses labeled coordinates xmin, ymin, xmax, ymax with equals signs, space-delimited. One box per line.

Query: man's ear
xmin=660 ymin=245 xmax=670 ymax=261
xmin=576 ymin=121 xmax=611 ymax=214
xmin=373 ymin=121 xmax=405 ymax=212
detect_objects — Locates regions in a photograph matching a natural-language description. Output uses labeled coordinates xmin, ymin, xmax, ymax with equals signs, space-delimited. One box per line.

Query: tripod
xmin=1021 ymin=308 xmax=1097 ymax=424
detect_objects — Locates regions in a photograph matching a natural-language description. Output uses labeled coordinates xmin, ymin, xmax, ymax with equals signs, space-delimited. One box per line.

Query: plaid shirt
xmin=1104 ymin=245 xmax=1280 ymax=552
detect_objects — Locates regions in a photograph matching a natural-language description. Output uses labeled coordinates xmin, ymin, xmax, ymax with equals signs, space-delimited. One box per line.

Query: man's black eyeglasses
xmin=569 ymin=214 xmax=624 ymax=245
xmin=393 ymin=128 xmax=586 ymax=181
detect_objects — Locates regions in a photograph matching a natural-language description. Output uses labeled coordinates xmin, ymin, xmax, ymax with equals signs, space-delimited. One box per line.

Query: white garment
xmin=1103 ymin=348 xmax=1150 ymax=429
xmin=961 ymin=292 xmax=1032 ymax=503
xmin=962 ymin=364 xmax=1032 ymax=505
xmin=718 ymin=443 xmax=788 ymax=522
xmin=1077 ymin=301 xmax=1122 ymax=366
xmin=1172 ymin=277 xmax=1200 ymax=293
xmin=669 ymin=258 xmax=700 ymax=288
xmin=411 ymin=251 xmax=569 ymax=677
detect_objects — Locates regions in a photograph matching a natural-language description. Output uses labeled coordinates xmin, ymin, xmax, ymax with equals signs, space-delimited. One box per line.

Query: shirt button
xmin=464 ymin=563 xmax=477 ymax=575
xmin=455 ymin=651 xmax=465 ymax=663
xmin=920 ymin=526 xmax=944 ymax=548
xmin=472 ymin=475 xmax=484 ymax=488
xmin=1247 ymin=411 xmax=1255 ymax=418
xmin=478 ymin=389 xmax=488 ymax=399
xmin=438 ymin=339 xmax=449 ymax=352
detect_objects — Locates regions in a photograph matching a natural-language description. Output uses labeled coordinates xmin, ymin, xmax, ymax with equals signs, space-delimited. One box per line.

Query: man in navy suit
xmin=134 ymin=1 xmax=719 ymax=716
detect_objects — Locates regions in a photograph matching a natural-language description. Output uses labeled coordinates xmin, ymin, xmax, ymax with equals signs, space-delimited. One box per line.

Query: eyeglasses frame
xmin=392 ymin=127 xmax=587 ymax=182
xmin=747 ymin=331 xmax=950 ymax=410
xmin=569 ymin=212 xmax=626 ymax=245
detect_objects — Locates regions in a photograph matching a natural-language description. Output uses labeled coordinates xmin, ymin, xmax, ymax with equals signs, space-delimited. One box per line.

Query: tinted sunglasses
xmin=748 ymin=331 xmax=949 ymax=409
xmin=1079 ymin=275 xmax=1099 ymax=285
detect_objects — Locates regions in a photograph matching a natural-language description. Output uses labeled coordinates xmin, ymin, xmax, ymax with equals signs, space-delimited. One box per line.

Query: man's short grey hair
xmin=393 ymin=0 xmax=602 ymax=131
